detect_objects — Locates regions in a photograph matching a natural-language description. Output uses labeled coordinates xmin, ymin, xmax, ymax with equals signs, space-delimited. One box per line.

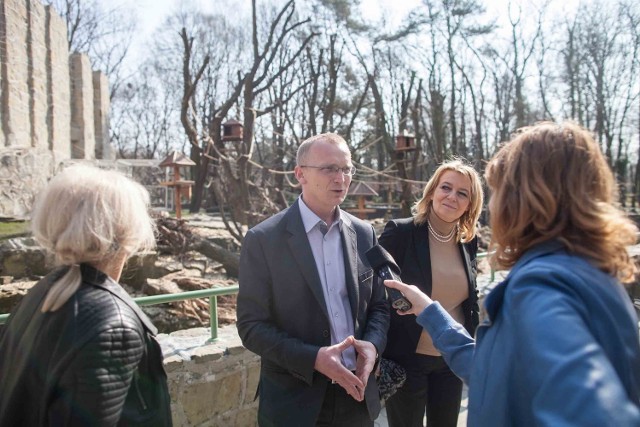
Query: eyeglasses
xmin=300 ymin=165 xmax=356 ymax=176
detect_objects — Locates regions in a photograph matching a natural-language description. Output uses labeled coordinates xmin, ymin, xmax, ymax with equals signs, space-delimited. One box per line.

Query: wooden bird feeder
xmin=222 ymin=119 xmax=243 ymax=142
xmin=395 ymin=131 xmax=416 ymax=152
xmin=347 ymin=181 xmax=379 ymax=219
xmin=159 ymin=151 xmax=196 ymax=219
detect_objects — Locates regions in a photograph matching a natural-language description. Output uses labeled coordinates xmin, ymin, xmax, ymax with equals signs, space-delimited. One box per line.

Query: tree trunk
xmin=192 ymin=238 xmax=240 ymax=278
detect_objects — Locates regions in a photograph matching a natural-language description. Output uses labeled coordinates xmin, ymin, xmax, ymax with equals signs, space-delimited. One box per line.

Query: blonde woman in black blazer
xmin=380 ymin=160 xmax=484 ymax=427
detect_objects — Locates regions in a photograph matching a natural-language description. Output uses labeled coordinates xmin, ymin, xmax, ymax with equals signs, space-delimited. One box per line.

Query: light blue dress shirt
xmin=298 ymin=196 xmax=356 ymax=370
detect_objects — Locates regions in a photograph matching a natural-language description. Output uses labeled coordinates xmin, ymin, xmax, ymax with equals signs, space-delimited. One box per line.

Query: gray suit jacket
xmin=237 ymin=200 xmax=389 ymax=426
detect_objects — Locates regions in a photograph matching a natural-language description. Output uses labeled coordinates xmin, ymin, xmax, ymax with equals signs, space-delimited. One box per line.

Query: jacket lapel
xmin=285 ymin=201 xmax=329 ymax=318
xmin=414 ymin=223 xmax=433 ymax=295
xmin=459 ymin=243 xmax=475 ymax=299
xmin=340 ymin=215 xmax=359 ymax=326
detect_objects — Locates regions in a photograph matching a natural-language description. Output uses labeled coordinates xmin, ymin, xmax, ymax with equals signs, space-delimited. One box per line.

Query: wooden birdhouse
xmin=347 ymin=181 xmax=379 ymax=220
xmin=222 ymin=119 xmax=243 ymax=142
xmin=159 ymin=151 xmax=196 ymax=219
xmin=395 ymin=132 xmax=416 ymax=152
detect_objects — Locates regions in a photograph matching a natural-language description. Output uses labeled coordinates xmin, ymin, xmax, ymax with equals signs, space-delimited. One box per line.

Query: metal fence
xmin=0 ymin=253 xmax=495 ymax=335
xmin=0 ymin=285 xmax=238 ymax=341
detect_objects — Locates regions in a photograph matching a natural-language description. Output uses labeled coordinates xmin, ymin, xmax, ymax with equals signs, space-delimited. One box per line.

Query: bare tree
xmin=438 ymin=0 xmax=493 ymax=155
xmin=176 ymin=0 xmax=316 ymax=243
xmin=178 ymin=26 xmax=213 ymax=210
xmin=111 ymin=69 xmax=181 ymax=159
xmin=560 ymin=1 xmax=639 ymax=171
xmin=506 ymin=1 xmax=544 ymax=128
xmin=102 ymin=0 xmax=640 ymax=220
xmin=623 ymin=1 xmax=640 ymax=207
xmin=45 ymin=0 xmax=136 ymax=98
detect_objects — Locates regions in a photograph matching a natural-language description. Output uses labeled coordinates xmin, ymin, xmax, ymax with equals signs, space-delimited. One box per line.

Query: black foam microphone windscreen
xmin=365 ymin=245 xmax=412 ymax=312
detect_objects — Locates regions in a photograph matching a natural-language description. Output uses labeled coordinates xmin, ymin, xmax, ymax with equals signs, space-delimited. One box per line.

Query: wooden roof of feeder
xmin=158 ymin=151 xmax=196 ymax=167
xmin=223 ymin=118 xmax=242 ymax=126
xmin=348 ymin=181 xmax=379 ymax=197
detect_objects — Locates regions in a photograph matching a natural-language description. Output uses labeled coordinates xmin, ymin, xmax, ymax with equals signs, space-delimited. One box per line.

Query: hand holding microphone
xmin=365 ymin=245 xmax=412 ymax=312
xmin=383 ymin=279 xmax=433 ymax=315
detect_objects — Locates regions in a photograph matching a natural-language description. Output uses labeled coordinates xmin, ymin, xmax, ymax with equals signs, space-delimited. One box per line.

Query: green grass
xmin=0 ymin=221 xmax=30 ymax=240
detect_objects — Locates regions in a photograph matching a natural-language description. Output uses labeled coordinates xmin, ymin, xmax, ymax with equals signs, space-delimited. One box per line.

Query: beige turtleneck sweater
xmin=415 ymin=232 xmax=468 ymax=356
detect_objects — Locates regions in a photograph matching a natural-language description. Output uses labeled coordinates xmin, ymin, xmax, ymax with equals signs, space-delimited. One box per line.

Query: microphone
xmin=365 ymin=245 xmax=412 ymax=312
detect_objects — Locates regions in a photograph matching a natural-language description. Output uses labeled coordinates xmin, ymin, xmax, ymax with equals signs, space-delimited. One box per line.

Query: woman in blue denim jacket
xmin=385 ymin=122 xmax=640 ymax=426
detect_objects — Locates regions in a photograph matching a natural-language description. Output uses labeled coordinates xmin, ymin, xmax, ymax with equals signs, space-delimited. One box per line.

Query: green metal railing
xmin=477 ymin=251 xmax=495 ymax=282
xmin=1 ymin=253 xmax=494 ymax=333
xmin=0 ymin=285 xmax=239 ymax=341
xmin=135 ymin=286 xmax=239 ymax=341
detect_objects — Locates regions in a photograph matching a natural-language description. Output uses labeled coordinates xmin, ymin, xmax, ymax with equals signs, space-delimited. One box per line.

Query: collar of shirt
xmin=298 ymin=196 xmax=343 ymax=234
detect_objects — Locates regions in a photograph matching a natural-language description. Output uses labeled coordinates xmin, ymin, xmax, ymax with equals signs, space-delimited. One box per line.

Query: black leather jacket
xmin=0 ymin=264 xmax=172 ymax=426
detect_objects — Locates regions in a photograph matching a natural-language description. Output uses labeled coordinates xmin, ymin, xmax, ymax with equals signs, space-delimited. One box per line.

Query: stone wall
xmin=46 ymin=4 xmax=70 ymax=159
xmin=69 ymin=53 xmax=95 ymax=159
xmin=0 ymin=148 xmax=53 ymax=218
xmin=0 ymin=0 xmax=111 ymax=218
xmin=159 ymin=325 xmax=260 ymax=426
xmin=93 ymin=71 xmax=113 ymax=160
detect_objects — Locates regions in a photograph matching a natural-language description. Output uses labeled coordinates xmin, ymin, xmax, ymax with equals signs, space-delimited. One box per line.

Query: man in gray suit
xmin=237 ymin=133 xmax=389 ymax=426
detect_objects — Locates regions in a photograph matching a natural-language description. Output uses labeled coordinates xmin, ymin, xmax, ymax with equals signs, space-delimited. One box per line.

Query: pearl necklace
xmin=427 ymin=220 xmax=457 ymax=243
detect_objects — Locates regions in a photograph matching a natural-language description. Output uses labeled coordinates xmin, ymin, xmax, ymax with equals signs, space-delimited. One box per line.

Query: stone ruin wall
xmin=0 ymin=0 xmax=112 ymax=219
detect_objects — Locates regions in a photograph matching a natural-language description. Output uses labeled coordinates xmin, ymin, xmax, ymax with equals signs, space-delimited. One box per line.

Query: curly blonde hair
xmin=485 ymin=121 xmax=638 ymax=283
xmin=413 ymin=159 xmax=484 ymax=243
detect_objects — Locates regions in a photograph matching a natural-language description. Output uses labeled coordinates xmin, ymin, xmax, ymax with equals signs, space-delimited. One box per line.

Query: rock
xmin=174 ymin=277 xmax=235 ymax=291
xmin=145 ymin=278 xmax=183 ymax=295
xmin=153 ymin=256 xmax=187 ymax=277
xmin=0 ymin=280 xmax=36 ymax=313
xmin=120 ymin=251 xmax=159 ymax=290
xmin=0 ymin=237 xmax=51 ymax=278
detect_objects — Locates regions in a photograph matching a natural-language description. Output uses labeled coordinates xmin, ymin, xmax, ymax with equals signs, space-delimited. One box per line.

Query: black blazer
xmin=236 ymin=200 xmax=390 ymax=426
xmin=379 ymin=217 xmax=479 ymax=361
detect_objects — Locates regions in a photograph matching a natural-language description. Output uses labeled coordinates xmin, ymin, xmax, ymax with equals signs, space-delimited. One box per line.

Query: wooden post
xmin=174 ymin=166 xmax=182 ymax=219
xmin=159 ymin=151 xmax=195 ymax=219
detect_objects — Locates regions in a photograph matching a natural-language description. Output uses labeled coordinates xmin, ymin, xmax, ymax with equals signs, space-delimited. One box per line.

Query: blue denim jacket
xmin=418 ymin=240 xmax=640 ymax=426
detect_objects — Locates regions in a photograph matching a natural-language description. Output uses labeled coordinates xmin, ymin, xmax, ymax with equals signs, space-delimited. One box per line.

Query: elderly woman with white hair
xmin=0 ymin=165 xmax=172 ymax=426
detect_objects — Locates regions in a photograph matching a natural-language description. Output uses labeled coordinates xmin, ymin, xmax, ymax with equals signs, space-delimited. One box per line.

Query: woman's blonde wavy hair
xmin=413 ymin=159 xmax=484 ymax=243
xmin=31 ymin=165 xmax=157 ymax=312
xmin=485 ymin=121 xmax=638 ymax=283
